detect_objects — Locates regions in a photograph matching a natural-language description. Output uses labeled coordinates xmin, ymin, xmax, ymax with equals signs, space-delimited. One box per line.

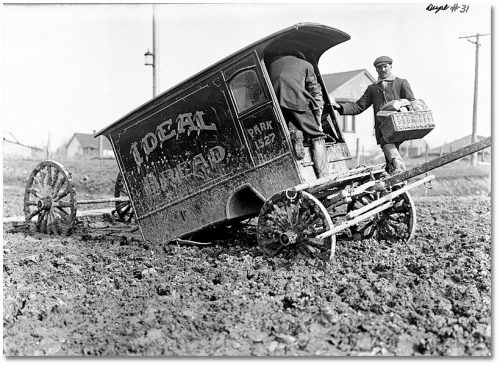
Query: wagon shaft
xmin=77 ymin=197 xmax=130 ymax=205
xmin=384 ymin=137 xmax=491 ymax=186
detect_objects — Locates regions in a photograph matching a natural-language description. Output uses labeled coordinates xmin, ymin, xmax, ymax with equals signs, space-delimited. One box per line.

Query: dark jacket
xmin=268 ymin=55 xmax=324 ymax=113
xmin=339 ymin=77 xmax=414 ymax=144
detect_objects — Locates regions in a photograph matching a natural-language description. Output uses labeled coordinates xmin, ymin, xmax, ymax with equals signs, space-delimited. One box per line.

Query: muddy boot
xmin=389 ymin=157 xmax=406 ymax=175
xmin=382 ymin=143 xmax=405 ymax=175
xmin=289 ymin=124 xmax=305 ymax=160
xmin=311 ymin=137 xmax=330 ymax=178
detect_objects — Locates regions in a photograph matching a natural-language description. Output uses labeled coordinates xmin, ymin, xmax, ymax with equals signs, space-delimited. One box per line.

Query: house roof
xmin=322 ymin=69 xmax=376 ymax=93
xmin=429 ymin=134 xmax=489 ymax=154
xmin=66 ymin=133 xmax=112 ymax=150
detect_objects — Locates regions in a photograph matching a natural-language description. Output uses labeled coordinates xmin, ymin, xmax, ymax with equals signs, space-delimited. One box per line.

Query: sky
xmin=1 ymin=0 xmax=493 ymax=151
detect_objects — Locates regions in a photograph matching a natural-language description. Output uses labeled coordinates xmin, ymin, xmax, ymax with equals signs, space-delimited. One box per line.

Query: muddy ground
xmin=2 ymin=158 xmax=492 ymax=356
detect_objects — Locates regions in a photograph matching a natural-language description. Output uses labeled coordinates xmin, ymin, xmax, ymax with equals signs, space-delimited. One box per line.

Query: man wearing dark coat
xmin=332 ymin=56 xmax=415 ymax=174
xmin=268 ymin=51 xmax=325 ymax=138
xmin=268 ymin=51 xmax=329 ymax=177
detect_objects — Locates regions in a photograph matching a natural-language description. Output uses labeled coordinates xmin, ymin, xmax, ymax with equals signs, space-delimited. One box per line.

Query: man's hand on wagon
xmin=331 ymin=100 xmax=341 ymax=111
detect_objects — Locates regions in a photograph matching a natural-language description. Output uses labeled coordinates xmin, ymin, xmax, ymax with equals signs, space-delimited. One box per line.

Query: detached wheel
xmin=114 ymin=172 xmax=134 ymax=222
xmin=23 ymin=160 xmax=77 ymax=235
xmin=344 ymin=190 xmax=416 ymax=244
xmin=257 ymin=190 xmax=335 ymax=260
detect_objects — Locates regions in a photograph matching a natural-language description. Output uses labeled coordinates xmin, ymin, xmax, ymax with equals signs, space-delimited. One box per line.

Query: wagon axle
xmin=280 ymin=231 xmax=298 ymax=246
xmin=37 ymin=196 xmax=53 ymax=210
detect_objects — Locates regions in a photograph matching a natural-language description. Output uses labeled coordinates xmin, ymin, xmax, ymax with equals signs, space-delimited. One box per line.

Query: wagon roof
xmin=95 ymin=23 xmax=350 ymax=137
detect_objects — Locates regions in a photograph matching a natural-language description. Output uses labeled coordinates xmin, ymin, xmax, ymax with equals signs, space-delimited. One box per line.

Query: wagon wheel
xmin=343 ymin=190 xmax=416 ymax=244
xmin=23 ymin=160 xmax=77 ymax=235
xmin=114 ymin=172 xmax=134 ymax=222
xmin=257 ymin=190 xmax=335 ymax=260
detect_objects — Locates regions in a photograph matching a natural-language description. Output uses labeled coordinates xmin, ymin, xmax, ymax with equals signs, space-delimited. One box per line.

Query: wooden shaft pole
xmin=76 ymin=197 xmax=130 ymax=205
xmin=383 ymin=137 xmax=491 ymax=186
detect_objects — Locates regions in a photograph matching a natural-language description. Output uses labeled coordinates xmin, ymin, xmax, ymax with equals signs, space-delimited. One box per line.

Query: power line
xmin=458 ymin=33 xmax=490 ymax=167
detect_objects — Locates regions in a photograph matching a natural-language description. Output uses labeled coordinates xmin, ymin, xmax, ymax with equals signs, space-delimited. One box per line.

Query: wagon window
xmin=229 ymin=70 xmax=266 ymax=113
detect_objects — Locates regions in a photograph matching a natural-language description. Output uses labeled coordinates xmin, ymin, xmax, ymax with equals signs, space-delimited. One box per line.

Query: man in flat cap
xmin=332 ymin=56 xmax=415 ymax=175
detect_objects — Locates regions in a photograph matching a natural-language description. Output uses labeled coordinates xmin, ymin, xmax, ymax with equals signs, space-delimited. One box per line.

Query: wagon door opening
xmin=258 ymin=25 xmax=353 ymax=178
xmin=262 ymin=52 xmax=351 ymax=178
xmin=263 ymin=51 xmax=343 ymax=145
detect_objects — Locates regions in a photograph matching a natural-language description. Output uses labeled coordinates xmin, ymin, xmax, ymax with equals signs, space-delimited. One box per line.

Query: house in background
xmin=3 ymin=133 xmax=45 ymax=159
xmin=66 ymin=133 xmax=114 ymax=159
xmin=323 ymin=69 xmax=379 ymax=158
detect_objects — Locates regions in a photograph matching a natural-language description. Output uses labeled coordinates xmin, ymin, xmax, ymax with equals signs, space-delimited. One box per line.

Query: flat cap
xmin=373 ymin=56 xmax=393 ymax=67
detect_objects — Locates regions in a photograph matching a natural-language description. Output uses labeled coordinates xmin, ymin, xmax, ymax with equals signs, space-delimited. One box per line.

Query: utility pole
xmin=46 ymin=133 xmax=50 ymax=159
xmin=355 ymin=138 xmax=360 ymax=166
xmin=458 ymin=33 xmax=490 ymax=166
xmin=152 ymin=4 xmax=157 ymax=97
xmin=144 ymin=4 xmax=158 ymax=98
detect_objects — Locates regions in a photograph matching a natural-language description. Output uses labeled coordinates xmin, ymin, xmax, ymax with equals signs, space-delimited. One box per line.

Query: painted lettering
xmin=176 ymin=160 xmax=191 ymax=178
xmin=176 ymin=113 xmax=197 ymax=136
xmin=192 ymin=153 xmax=210 ymax=178
xmin=143 ymin=173 xmax=161 ymax=196
xmin=208 ymin=145 xmax=225 ymax=166
xmin=247 ymin=120 xmax=274 ymax=138
xmin=157 ymin=119 xmax=175 ymax=144
xmin=130 ymin=109 xmax=218 ymax=167
xmin=253 ymin=132 xmax=276 ymax=150
xmin=130 ymin=142 xmax=143 ymax=169
xmin=142 ymin=145 xmax=227 ymax=197
xmin=142 ymin=132 xmax=158 ymax=157
xmin=193 ymin=111 xmax=216 ymax=131
xmin=159 ymin=168 xmax=180 ymax=188
xmin=259 ymin=121 xmax=267 ymax=132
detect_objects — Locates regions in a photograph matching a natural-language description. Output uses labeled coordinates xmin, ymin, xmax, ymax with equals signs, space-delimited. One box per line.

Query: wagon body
xmin=95 ymin=23 xmax=352 ymax=243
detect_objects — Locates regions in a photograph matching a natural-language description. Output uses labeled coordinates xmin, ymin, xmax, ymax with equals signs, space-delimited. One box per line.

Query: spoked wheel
xmin=257 ymin=190 xmax=335 ymax=260
xmin=343 ymin=190 xmax=417 ymax=244
xmin=114 ymin=172 xmax=134 ymax=222
xmin=23 ymin=160 xmax=77 ymax=235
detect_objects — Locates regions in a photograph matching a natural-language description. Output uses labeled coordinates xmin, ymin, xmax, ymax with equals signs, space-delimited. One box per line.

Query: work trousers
xmin=282 ymin=108 xmax=325 ymax=139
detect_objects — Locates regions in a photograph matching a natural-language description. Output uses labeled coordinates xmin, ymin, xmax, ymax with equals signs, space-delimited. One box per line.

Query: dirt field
xmin=2 ymin=158 xmax=491 ymax=356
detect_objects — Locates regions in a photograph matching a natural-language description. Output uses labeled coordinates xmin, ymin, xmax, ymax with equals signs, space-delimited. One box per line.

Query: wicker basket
xmin=380 ymin=110 xmax=435 ymax=143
